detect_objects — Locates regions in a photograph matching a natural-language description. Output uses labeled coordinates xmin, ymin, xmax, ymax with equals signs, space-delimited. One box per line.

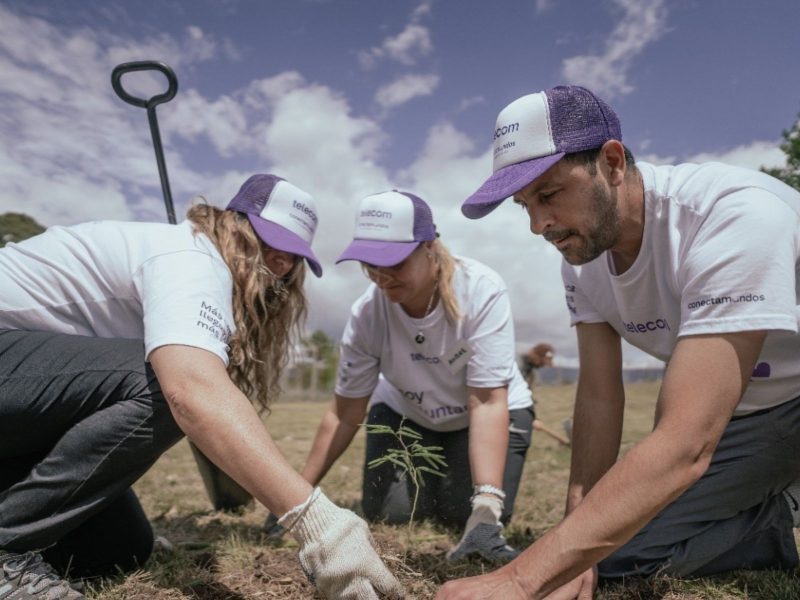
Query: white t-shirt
xmin=562 ymin=162 xmax=800 ymax=415
xmin=336 ymin=256 xmax=533 ymax=432
xmin=0 ymin=220 xmax=235 ymax=365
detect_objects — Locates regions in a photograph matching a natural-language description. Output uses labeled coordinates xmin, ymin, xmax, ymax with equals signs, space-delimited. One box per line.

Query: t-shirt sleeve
xmin=562 ymin=261 xmax=605 ymax=325
xmin=679 ymin=189 xmax=799 ymax=336
xmin=464 ymin=276 xmax=517 ymax=389
xmin=135 ymin=250 xmax=235 ymax=364
xmin=335 ymin=292 xmax=382 ymax=398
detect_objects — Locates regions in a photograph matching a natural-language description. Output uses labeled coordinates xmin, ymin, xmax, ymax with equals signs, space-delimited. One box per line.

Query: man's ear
xmin=600 ymin=140 xmax=627 ymax=187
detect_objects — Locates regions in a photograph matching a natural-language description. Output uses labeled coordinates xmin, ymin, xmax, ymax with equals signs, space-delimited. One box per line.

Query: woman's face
xmin=262 ymin=244 xmax=299 ymax=278
xmin=364 ymin=244 xmax=435 ymax=307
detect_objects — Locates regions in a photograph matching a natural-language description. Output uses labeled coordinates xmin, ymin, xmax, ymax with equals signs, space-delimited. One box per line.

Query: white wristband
xmin=472 ymin=484 xmax=506 ymax=501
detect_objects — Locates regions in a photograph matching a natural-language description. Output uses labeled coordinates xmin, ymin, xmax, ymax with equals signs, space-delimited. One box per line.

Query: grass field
xmin=92 ymin=382 xmax=800 ymax=599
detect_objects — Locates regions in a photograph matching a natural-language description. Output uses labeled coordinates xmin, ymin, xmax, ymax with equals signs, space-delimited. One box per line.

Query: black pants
xmin=0 ymin=330 xmax=184 ymax=577
xmin=362 ymin=402 xmax=534 ymax=528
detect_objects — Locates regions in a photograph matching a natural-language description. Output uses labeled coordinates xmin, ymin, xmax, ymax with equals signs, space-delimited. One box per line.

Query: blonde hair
xmin=186 ymin=202 xmax=307 ymax=412
xmin=429 ymin=239 xmax=461 ymax=324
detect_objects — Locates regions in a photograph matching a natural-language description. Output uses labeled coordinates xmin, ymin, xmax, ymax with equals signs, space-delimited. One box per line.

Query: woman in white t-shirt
xmin=288 ymin=190 xmax=535 ymax=562
xmin=0 ymin=175 xmax=401 ymax=600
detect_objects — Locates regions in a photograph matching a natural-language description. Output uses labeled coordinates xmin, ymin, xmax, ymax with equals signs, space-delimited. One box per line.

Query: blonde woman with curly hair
xmin=269 ymin=191 xmax=535 ymax=563
xmin=0 ymin=175 xmax=402 ymax=600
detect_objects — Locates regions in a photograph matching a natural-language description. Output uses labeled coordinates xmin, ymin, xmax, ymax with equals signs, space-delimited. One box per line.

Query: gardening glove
xmin=263 ymin=511 xmax=286 ymax=539
xmin=278 ymin=487 xmax=405 ymax=600
xmin=446 ymin=494 xmax=519 ymax=562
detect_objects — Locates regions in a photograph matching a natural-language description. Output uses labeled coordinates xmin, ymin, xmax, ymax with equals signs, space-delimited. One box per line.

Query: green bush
xmin=0 ymin=212 xmax=45 ymax=247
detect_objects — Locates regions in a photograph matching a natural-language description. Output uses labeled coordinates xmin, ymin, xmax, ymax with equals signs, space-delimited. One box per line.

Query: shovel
xmin=111 ymin=61 xmax=178 ymax=224
xmin=111 ymin=60 xmax=252 ymax=511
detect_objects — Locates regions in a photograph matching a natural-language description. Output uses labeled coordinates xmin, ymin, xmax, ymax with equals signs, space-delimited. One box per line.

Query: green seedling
xmin=365 ymin=418 xmax=447 ymax=541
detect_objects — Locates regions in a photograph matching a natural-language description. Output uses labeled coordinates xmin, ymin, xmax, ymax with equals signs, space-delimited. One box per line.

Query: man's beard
xmin=545 ymin=182 xmax=622 ymax=265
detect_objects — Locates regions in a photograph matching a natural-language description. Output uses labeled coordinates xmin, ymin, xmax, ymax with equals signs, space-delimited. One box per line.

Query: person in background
xmin=519 ymin=344 xmax=573 ymax=446
xmin=437 ymin=84 xmax=800 ymax=599
xmin=268 ymin=190 xmax=535 ymax=562
xmin=0 ymin=174 xmax=402 ymax=600
xmin=520 ymin=343 xmax=555 ymax=390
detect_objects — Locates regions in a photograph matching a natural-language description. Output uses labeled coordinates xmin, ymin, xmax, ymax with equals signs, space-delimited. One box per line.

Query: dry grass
xmin=87 ymin=382 xmax=800 ymax=599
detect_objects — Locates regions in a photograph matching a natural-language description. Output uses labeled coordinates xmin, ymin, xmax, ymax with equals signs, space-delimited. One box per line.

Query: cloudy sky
xmin=2 ymin=0 xmax=799 ymax=367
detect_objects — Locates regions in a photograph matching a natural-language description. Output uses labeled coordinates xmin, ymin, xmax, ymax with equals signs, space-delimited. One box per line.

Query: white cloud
xmin=357 ymin=0 xmax=434 ymax=70
xmin=561 ymin=0 xmax=667 ymax=98
xmin=456 ymin=95 xmax=486 ymax=112
xmin=685 ymin=141 xmax=786 ymax=171
xmin=0 ymin=6 xmax=231 ymax=224
xmin=168 ymin=88 xmax=250 ymax=157
xmin=374 ymin=73 xmax=440 ymax=110
xmin=639 ymin=140 xmax=786 ymax=171
xmin=358 ymin=24 xmax=434 ymax=69
xmin=358 ymin=0 xmax=433 ymax=69
xmin=535 ymin=0 xmax=556 ymax=14
xmin=383 ymin=24 xmax=434 ymax=65
xmin=411 ymin=0 xmax=433 ymax=21
xmin=244 ymin=71 xmax=306 ymax=104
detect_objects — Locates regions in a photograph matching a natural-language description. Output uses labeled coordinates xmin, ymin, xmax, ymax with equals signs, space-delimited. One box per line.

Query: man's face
xmin=513 ymin=159 xmax=622 ymax=265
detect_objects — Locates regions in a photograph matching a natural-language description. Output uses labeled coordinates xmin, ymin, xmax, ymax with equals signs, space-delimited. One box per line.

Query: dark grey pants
xmin=599 ymin=395 xmax=800 ymax=578
xmin=0 ymin=330 xmax=184 ymax=577
xmin=362 ymin=402 xmax=534 ymax=528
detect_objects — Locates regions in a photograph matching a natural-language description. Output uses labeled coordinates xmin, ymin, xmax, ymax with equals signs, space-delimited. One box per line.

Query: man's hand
xmin=542 ymin=567 xmax=597 ymax=600
xmin=279 ymin=487 xmax=404 ymax=600
xmin=436 ymin=565 xmax=596 ymax=600
xmin=436 ymin=567 xmax=528 ymax=599
xmin=447 ymin=495 xmax=518 ymax=562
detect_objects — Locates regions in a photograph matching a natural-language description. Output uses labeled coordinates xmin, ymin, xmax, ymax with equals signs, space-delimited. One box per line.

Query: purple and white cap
xmin=462 ymin=85 xmax=621 ymax=219
xmin=226 ymin=174 xmax=323 ymax=277
xmin=336 ymin=190 xmax=436 ymax=267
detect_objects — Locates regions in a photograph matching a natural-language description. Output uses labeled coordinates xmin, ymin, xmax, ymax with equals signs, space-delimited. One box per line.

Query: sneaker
xmin=785 ymin=480 xmax=800 ymax=527
xmin=0 ymin=551 xmax=84 ymax=599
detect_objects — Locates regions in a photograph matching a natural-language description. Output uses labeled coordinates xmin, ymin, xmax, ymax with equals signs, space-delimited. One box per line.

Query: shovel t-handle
xmin=111 ymin=61 xmax=179 ymax=224
xmin=111 ymin=61 xmax=178 ymax=108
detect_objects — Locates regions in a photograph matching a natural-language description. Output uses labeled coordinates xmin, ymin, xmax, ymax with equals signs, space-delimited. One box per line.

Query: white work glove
xmin=278 ymin=487 xmax=405 ymax=600
xmin=446 ymin=494 xmax=519 ymax=562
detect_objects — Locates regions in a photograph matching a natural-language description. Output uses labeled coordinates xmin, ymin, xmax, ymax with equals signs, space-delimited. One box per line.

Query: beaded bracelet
xmin=472 ymin=484 xmax=506 ymax=501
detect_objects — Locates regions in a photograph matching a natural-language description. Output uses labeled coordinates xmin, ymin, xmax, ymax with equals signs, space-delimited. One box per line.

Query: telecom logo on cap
xmin=492 ymin=92 xmax=557 ymax=171
xmin=259 ymin=180 xmax=318 ymax=242
xmin=354 ymin=191 xmax=414 ymax=241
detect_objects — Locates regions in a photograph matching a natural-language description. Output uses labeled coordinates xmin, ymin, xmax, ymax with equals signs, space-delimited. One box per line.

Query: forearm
xmin=565 ymin=379 xmax=625 ymax=513
xmin=167 ymin=383 xmax=311 ymax=516
xmin=566 ymin=322 xmax=625 ymax=514
xmin=301 ymin=405 xmax=361 ymax=485
xmin=468 ymin=388 xmax=509 ymax=489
